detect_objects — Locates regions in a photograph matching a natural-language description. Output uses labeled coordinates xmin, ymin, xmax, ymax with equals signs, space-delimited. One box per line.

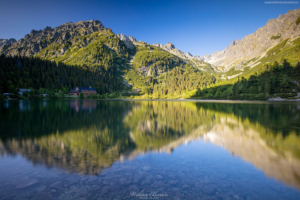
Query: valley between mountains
xmin=1 ymin=8 xmax=300 ymax=100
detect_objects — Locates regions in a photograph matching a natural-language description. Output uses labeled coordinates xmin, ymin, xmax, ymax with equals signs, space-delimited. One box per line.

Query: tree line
xmin=0 ymin=54 xmax=122 ymax=96
xmin=195 ymin=59 xmax=300 ymax=100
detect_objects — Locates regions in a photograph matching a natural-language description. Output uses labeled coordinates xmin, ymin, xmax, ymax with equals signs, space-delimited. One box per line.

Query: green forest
xmin=195 ymin=59 xmax=300 ymax=100
xmin=0 ymin=54 xmax=122 ymax=98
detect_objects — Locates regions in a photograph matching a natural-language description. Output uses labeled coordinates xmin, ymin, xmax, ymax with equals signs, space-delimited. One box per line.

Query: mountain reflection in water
xmin=0 ymin=100 xmax=300 ymax=199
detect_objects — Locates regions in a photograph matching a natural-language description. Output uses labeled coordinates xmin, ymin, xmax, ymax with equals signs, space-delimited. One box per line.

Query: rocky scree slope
xmin=203 ymin=8 xmax=300 ymax=69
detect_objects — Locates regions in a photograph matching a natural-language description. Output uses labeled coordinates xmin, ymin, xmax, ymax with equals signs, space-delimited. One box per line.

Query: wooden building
xmin=69 ymin=87 xmax=97 ymax=97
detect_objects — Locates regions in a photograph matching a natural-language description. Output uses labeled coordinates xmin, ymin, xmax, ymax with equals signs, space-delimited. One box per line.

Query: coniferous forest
xmin=0 ymin=54 xmax=122 ymax=96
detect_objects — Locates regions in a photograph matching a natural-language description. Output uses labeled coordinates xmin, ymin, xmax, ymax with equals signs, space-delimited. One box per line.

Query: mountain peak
xmin=116 ymin=33 xmax=137 ymax=42
xmin=0 ymin=20 xmax=107 ymax=56
xmin=203 ymin=8 xmax=300 ymax=68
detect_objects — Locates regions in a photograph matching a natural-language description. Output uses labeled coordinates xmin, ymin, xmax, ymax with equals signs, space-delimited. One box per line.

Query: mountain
xmin=203 ymin=8 xmax=300 ymax=70
xmin=0 ymin=20 xmax=215 ymax=98
xmin=151 ymin=42 xmax=204 ymax=61
xmin=0 ymin=20 xmax=108 ymax=57
xmin=0 ymin=38 xmax=16 ymax=48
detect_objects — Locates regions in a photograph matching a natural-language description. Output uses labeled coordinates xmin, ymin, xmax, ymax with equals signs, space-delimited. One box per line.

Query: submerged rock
xmin=16 ymin=179 xmax=38 ymax=189
xmin=155 ymin=175 xmax=163 ymax=180
xmin=50 ymin=181 xmax=62 ymax=189
xmin=119 ymin=178 xmax=131 ymax=186
xmin=128 ymin=185 xmax=139 ymax=193
xmin=133 ymin=173 xmax=145 ymax=184
xmin=168 ymin=180 xmax=178 ymax=185
xmin=102 ymin=186 xmax=110 ymax=194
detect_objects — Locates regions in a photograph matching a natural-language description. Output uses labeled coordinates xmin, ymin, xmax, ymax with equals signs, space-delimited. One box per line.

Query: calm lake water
xmin=0 ymin=100 xmax=300 ymax=200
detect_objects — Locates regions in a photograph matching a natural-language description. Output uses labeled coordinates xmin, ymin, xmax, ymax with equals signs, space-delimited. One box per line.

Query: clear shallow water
xmin=0 ymin=100 xmax=300 ymax=200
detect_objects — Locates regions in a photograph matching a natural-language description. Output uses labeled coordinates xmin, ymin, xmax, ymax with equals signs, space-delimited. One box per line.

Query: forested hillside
xmin=125 ymin=43 xmax=215 ymax=98
xmin=194 ymin=36 xmax=300 ymax=100
xmin=0 ymin=55 xmax=121 ymax=94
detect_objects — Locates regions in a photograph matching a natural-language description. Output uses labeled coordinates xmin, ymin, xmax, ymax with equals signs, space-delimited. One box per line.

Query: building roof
xmin=70 ymin=87 xmax=97 ymax=93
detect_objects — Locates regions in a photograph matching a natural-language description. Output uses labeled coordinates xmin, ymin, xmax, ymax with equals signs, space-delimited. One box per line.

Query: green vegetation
xmin=271 ymin=34 xmax=281 ymax=40
xmin=225 ymin=67 xmax=242 ymax=77
xmin=0 ymin=54 xmax=122 ymax=95
xmin=194 ymin=59 xmax=300 ymax=100
xmin=296 ymin=16 xmax=300 ymax=25
xmin=132 ymin=45 xmax=182 ymax=72
xmin=124 ymin=44 xmax=215 ymax=99
xmin=193 ymin=36 xmax=300 ymax=100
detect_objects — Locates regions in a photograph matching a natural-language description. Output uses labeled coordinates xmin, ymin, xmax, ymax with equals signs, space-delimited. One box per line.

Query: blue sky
xmin=0 ymin=0 xmax=299 ymax=56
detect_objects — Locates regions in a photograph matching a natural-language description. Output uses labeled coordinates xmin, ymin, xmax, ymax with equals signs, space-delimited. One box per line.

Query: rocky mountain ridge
xmin=152 ymin=42 xmax=204 ymax=61
xmin=0 ymin=20 xmax=107 ymax=57
xmin=0 ymin=38 xmax=16 ymax=48
xmin=203 ymin=8 xmax=300 ymax=70
xmin=115 ymin=33 xmax=205 ymax=61
xmin=1 ymin=8 xmax=299 ymax=74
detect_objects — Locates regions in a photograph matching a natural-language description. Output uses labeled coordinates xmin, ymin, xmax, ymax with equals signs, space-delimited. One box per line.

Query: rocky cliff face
xmin=204 ymin=8 xmax=300 ymax=69
xmin=152 ymin=42 xmax=204 ymax=61
xmin=0 ymin=20 xmax=107 ymax=57
xmin=116 ymin=33 xmax=137 ymax=42
xmin=0 ymin=38 xmax=16 ymax=48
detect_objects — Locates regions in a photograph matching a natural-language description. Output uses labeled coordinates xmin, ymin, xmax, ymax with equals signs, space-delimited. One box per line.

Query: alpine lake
xmin=0 ymin=99 xmax=300 ymax=200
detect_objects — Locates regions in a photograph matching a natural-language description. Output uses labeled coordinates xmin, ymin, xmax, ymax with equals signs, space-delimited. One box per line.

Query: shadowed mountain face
xmin=0 ymin=100 xmax=300 ymax=190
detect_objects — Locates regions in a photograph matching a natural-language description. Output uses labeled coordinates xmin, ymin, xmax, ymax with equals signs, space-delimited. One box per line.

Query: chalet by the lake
xmin=69 ymin=87 xmax=97 ymax=97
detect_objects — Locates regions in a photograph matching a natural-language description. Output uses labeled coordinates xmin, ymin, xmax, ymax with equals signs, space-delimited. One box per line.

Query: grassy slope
xmin=215 ymin=36 xmax=300 ymax=85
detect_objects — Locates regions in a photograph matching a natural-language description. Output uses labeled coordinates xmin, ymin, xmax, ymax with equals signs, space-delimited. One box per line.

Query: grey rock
xmin=0 ymin=38 xmax=16 ymax=48
xmin=145 ymin=175 xmax=155 ymax=184
xmin=50 ymin=181 xmax=62 ymax=189
xmin=102 ymin=186 xmax=110 ymax=194
xmin=91 ymin=185 xmax=102 ymax=191
xmin=15 ymin=179 xmax=38 ymax=189
xmin=116 ymin=33 xmax=137 ymax=42
xmin=128 ymin=36 xmax=137 ymax=42
xmin=165 ymin=42 xmax=175 ymax=51
xmin=87 ymin=176 xmax=98 ymax=182
xmin=168 ymin=174 xmax=176 ymax=179
xmin=203 ymin=185 xmax=214 ymax=195
xmin=156 ymin=175 xmax=163 ymax=180
xmin=109 ymin=185 xmax=120 ymax=191
xmin=184 ymin=52 xmax=193 ymax=59
xmin=153 ymin=181 xmax=164 ymax=187
xmin=119 ymin=178 xmax=131 ymax=186
xmin=167 ymin=180 xmax=178 ymax=185
xmin=50 ymin=189 xmax=57 ymax=193
xmin=182 ymin=184 xmax=190 ymax=190
xmin=143 ymin=166 xmax=151 ymax=171
xmin=35 ymin=184 xmax=47 ymax=192
xmin=128 ymin=185 xmax=139 ymax=193
xmin=133 ymin=173 xmax=145 ymax=184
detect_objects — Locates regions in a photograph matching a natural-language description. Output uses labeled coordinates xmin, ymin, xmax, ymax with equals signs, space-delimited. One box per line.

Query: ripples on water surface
xmin=0 ymin=100 xmax=300 ymax=200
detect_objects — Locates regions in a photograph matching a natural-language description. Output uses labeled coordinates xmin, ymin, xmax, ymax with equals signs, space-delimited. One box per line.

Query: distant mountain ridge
xmin=203 ymin=8 xmax=300 ymax=69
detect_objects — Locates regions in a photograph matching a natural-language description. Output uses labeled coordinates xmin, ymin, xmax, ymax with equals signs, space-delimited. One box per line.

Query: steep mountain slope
xmin=204 ymin=8 xmax=300 ymax=70
xmin=112 ymin=34 xmax=216 ymax=97
xmin=0 ymin=39 xmax=16 ymax=49
xmin=0 ymin=20 xmax=136 ymax=94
